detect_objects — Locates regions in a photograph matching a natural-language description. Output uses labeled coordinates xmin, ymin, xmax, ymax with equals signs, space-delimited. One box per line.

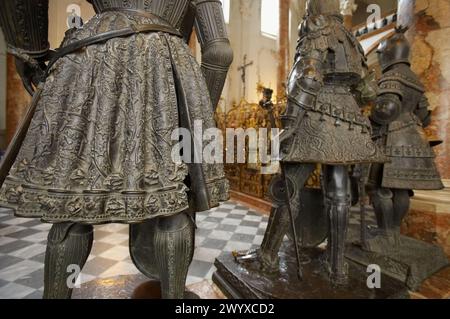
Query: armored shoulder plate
xmin=379 ymin=68 xmax=425 ymax=98
xmin=297 ymin=15 xmax=333 ymax=55
xmin=0 ymin=0 xmax=49 ymax=57
xmin=296 ymin=15 xmax=366 ymax=80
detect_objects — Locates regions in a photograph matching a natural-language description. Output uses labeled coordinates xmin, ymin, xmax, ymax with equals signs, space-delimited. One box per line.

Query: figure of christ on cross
xmin=238 ymin=54 xmax=254 ymax=99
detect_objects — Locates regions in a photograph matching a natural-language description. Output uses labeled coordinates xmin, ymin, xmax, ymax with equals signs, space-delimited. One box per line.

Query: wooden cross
xmin=237 ymin=54 xmax=254 ymax=99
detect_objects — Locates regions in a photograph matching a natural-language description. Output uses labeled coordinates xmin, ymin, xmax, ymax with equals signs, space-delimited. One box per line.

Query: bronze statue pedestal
xmin=213 ymin=242 xmax=409 ymax=299
xmin=345 ymin=226 xmax=450 ymax=291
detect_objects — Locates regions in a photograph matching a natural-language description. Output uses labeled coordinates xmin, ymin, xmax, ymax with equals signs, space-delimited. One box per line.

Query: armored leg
xmin=393 ymin=189 xmax=410 ymax=228
xmin=258 ymin=163 xmax=316 ymax=271
xmin=154 ymin=212 xmax=194 ymax=299
xmin=43 ymin=223 xmax=93 ymax=299
xmin=323 ymin=165 xmax=350 ymax=285
xmin=258 ymin=203 xmax=292 ymax=271
xmin=370 ymin=187 xmax=395 ymax=233
xmin=390 ymin=189 xmax=411 ymax=246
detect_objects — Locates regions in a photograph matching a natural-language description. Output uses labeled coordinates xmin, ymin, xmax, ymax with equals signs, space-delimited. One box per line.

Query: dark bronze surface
xmin=251 ymin=0 xmax=386 ymax=287
xmin=362 ymin=30 xmax=444 ymax=275
xmin=213 ymin=242 xmax=410 ymax=299
xmin=0 ymin=0 xmax=232 ymax=224
xmin=0 ymin=0 xmax=232 ymax=299
xmin=346 ymin=226 xmax=449 ymax=291
xmin=0 ymin=0 xmax=49 ymax=57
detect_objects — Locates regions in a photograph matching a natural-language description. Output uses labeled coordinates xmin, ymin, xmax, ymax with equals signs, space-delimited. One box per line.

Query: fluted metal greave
xmin=325 ymin=198 xmax=350 ymax=285
xmin=43 ymin=223 xmax=93 ymax=299
xmin=200 ymin=39 xmax=233 ymax=110
xmin=154 ymin=221 xmax=194 ymax=299
xmin=193 ymin=0 xmax=233 ymax=110
xmin=259 ymin=205 xmax=291 ymax=270
xmin=370 ymin=188 xmax=394 ymax=232
xmin=193 ymin=0 xmax=227 ymax=46
xmin=0 ymin=0 xmax=49 ymax=56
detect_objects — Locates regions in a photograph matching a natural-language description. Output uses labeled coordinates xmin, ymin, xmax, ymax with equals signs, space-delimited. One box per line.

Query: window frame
xmin=260 ymin=0 xmax=279 ymax=39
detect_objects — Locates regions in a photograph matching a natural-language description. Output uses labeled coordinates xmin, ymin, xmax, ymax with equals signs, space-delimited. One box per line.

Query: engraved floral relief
xmin=0 ymin=4 xmax=229 ymax=223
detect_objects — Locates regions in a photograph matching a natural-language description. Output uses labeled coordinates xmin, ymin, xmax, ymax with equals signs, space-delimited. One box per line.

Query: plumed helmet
xmin=306 ymin=0 xmax=341 ymax=16
xmin=377 ymin=27 xmax=411 ymax=71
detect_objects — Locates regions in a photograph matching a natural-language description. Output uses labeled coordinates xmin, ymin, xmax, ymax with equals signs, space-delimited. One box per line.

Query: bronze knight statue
xmin=366 ymin=29 xmax=444 ymax=251
xmin=0 ymin=0 xmax=232 ymax=299
xmin=240 ymin=0 xmax=386 ymax=286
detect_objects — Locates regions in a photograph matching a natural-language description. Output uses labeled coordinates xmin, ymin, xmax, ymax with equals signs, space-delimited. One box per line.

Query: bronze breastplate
xmin=89 ymin=0 xmax=190 ymax=28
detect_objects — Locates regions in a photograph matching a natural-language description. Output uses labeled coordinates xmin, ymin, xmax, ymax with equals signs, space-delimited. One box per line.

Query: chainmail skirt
xmin=0 ymin=11 xmax=229 ymax=224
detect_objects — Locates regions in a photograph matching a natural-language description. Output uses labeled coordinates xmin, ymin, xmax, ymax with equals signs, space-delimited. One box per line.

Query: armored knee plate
xmin=43 ymin=223 xmax=93 ymax=299
xmin=154 ymin=213 xmax=195 ymax=299
xmin=370 ymin=187 xmax=394 ymax=232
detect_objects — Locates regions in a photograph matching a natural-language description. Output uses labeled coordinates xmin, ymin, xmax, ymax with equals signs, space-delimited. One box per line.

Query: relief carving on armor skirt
xmin=0 ymin=0 xmax=233 ymax=299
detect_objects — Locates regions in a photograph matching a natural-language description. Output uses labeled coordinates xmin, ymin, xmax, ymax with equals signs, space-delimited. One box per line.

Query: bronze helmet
xmin=306 ymin=0 xmax=341 ymax=16
xmin=377 ymin=27 xmax=411 ymax=71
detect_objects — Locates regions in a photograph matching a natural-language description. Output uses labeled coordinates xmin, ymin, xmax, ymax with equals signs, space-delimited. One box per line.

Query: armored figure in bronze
xmin=242 ymin=0 xmax=386 ymax=285
xmin=366 ymin=29 xmax=443 ymax=251
xmin=0 ymin=0 xmax=232 ymax=299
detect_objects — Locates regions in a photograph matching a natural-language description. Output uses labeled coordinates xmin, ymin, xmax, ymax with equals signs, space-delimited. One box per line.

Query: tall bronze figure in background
xmin=367 ymin=29 xmax=444 ymax=251
xmin=246 ymin=0 xmax=386 ymax=285
xmin=0 ymin=0 xmax=232 ymax=299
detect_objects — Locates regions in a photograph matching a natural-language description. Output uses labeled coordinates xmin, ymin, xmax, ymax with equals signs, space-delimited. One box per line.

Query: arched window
xmin=261 ymin=0 xmax=279 ymax=38
xmin=220 ymin=0 xmax=230 ymax=24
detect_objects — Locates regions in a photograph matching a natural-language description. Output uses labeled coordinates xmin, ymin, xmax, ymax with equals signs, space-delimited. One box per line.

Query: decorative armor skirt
xmin=381 ymin=117 xmax=443 ymax=190
xmin=0 ymin=11 xmax=229 ymax=224
xmin=281 ymin=84 xmax=387 ymax=165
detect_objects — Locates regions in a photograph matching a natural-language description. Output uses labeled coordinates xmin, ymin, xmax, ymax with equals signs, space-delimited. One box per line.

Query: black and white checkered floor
xmin=0 ymin=201 xmax=269 ymax=299
xmin=0 ymin=200 xmax=375 ymax=299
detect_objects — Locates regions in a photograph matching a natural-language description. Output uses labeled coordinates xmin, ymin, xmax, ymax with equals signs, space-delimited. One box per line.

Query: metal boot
xmin=258 ymin=203 xmax=292 ymax=272
xmin=325 ymin=195 xmax=350 ymax=285
xmin=43 ymin=223 xmax=93 ymax=299
xmin=367 ymin=187 xmax=398 ymax=250
xmin=154 ymin=212 xmax=194 ymax=299
xmin=392 ymin=189 xmax=411 ymax=246
xmin=323 ymin=165 xmax=350 ymax=285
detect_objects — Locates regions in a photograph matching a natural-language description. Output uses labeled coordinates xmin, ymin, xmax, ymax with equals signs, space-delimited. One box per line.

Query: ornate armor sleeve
xmin=415 ymin=95 xmax=432 ymax=128
xmin=0 ymin=0 xmax=49 ymax=58
xmin=193 ymin=0 xmax=233 ymax=111
xmin=287 ymin=50 xmax=324 ymax=109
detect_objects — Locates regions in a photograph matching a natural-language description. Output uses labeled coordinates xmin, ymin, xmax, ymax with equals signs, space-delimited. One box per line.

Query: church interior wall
xmin=0 ymin=31 xmax=6 ymax=141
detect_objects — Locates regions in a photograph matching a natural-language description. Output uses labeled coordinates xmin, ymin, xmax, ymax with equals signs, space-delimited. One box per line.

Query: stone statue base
xmin=213 ymin=242 xmax=409 ymax=299
xmin=346 ymin=226 xmax=450 ymax=291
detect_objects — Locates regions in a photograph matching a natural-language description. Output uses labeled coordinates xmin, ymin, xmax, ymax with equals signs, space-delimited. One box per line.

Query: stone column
xmin=277 ymin=0 xmax=290 ymax=100
xmin=6 ymin=54 xmax=31 ymax=144
xmin=400 ymin=0 xmax=450 ymax=257
xmin=340 ymin=0 xmax=357 ymax=30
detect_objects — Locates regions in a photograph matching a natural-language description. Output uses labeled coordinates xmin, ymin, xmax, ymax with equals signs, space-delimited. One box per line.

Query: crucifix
xmin=237 ymin=54 xmax=254 ymax=99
